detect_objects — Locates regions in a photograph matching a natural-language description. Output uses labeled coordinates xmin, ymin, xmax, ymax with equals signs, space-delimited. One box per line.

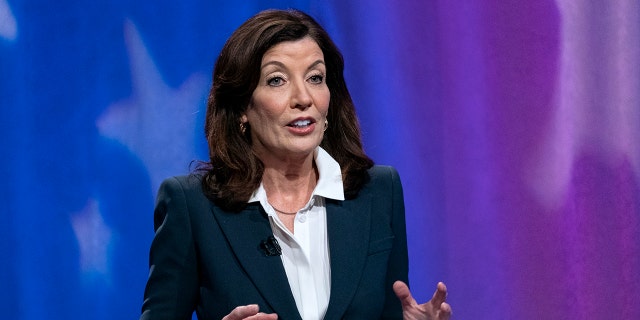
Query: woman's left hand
xmin=393 ymin=281 xmax=452 ymax=320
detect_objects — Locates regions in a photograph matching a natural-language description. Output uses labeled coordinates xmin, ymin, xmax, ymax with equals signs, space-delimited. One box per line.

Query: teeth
xmin=291 ymin=120 xmax=311 ymax=127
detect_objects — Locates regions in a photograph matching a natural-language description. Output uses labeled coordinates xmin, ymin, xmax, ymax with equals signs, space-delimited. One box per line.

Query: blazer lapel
xmin=211 ymin=204 xmax=301 ymax=320
xmin=323 ymin=195 xmax=372 ymax=320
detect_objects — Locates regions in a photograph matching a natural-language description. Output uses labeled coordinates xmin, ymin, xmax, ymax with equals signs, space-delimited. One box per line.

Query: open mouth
xmin=288 ymin=119 xmax=314 ymax=128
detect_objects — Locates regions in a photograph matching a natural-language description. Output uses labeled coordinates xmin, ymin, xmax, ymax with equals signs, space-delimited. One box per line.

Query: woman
xmin=140 ymin=9 xmax=451 ymax=320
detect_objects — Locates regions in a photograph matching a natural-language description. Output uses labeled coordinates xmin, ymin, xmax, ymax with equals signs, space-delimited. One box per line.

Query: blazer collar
xmin=211 ymin=195 xmax=372 ymax=320
xmin=323 ymin=194 xmax=372 ymax=320
xmin=210 ymin=204 xmax=302 ymax=320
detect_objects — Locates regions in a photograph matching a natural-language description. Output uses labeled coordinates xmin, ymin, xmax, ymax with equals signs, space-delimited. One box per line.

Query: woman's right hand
xmin=222 ymin=304 xmax=278 ymax=320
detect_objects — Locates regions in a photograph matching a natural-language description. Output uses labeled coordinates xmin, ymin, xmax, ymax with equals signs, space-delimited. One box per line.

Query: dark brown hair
xmin=201 ymin=9 xmax=373 ymax=211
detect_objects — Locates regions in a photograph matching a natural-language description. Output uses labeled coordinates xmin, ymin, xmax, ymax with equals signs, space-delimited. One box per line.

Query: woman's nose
xmin=290 ymin=80 xmax=312 ymax=109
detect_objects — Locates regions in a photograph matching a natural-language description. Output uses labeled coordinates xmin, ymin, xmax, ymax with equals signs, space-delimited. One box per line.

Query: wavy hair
xmin=200 ymin=9 xmax=373 ymax=211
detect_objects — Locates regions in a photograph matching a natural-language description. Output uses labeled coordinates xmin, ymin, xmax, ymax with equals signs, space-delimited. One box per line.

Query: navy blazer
xmin=140 ymin=165 xmax=409 ymax=320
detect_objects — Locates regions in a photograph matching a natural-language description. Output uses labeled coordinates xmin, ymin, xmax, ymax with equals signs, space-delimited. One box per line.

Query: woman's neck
xmin=260 ymin=152 xmax=318 ymax=213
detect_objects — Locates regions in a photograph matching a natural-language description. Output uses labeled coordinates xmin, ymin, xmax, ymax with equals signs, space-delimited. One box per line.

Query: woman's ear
xmin=240 ymin=114 xmax=248 ymax=123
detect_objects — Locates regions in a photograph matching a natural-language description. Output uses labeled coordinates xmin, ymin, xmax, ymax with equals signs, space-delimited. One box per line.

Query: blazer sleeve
xmin=381 ymin=166 xmax=409 ymax=319
xmin=140 ymin=177 xmax=199 ymax=320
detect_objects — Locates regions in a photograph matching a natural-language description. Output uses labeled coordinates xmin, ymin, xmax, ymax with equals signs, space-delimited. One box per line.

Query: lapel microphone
xmin=260 ymin=235 xmax=282 ymax=256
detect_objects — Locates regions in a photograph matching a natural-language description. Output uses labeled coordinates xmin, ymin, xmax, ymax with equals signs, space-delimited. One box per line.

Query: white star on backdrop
xmin=70 ymin=198 xmax=112 ymax=278
xmin=97 ymin=19 xmax=208 ymax=193
xmin=0 ymin=0 xmax=17 ymax=41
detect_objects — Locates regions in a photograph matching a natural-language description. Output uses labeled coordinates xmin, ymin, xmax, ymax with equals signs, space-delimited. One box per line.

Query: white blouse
xmin=248 ymin=147 xmax=345 ymax=320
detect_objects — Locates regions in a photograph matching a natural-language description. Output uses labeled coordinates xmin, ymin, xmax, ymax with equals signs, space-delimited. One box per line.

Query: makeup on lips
xmin=286 ymin=117 xmax=316 ymax=135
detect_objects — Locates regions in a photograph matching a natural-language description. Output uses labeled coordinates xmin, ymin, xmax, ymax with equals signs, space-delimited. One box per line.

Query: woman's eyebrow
xmin=307 ymin=60 xmax=325 ymax=70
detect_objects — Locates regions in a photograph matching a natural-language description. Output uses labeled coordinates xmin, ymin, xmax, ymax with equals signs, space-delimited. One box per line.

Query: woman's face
xmin=243 ymin=36 xmax=330 ymax=161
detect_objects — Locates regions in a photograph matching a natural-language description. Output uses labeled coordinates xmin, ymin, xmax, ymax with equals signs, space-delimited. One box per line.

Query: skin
xmin=241 ymin=36 xmax=330 ymax=233
xmin=227 ymin=36 xmax=452 ymax=320
xmin=222 ymin=305 xmax=278 ymax=320
xmin=394 ymin=281 xmax=452 ymax=320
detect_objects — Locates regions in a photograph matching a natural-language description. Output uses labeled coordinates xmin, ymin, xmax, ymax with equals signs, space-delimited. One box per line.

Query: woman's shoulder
xmin=159 ymin=174 xmax=204 ymax=191
xmin=156 ymin=174 xmax=208 ymax=203
xmin=361 ymin=165 xmax=403 ymax=193
xmin=367 ymin=165 xmax=401 ymax=180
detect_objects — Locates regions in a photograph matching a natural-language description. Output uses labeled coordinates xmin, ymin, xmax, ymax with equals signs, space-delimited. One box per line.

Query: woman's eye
xmin=309 ymin=75 xmax=324 ymax=84
xmin=267 ymin=76 xmax=284 ymax=87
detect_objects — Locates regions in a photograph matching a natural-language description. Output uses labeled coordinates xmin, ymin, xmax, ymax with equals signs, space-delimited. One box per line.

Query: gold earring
xmin=240 ymin=122 xmax=247 ymax=134
xmin=324 ymin=119 xmax=328 ymax=132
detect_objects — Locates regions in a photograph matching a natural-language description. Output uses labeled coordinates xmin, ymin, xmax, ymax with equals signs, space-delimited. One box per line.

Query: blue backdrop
xmin=0 ymin=1 xmax=444 ymax=318
xmin=3 ymin=1 xmax=639 ymax=319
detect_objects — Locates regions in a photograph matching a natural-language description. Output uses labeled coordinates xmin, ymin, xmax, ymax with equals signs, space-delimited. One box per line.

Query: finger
xmin=222 ymin=304 xmax=260 ymax=320
xmin=429 ymin=281 xmax=448 ymax=310
xmin=245 ymin=312 xmax=279 ymax=320
xmin=439 ymin=302 xmax=452 ymax=320
xmin=392 ymin=280 xmax=417 ymax=307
